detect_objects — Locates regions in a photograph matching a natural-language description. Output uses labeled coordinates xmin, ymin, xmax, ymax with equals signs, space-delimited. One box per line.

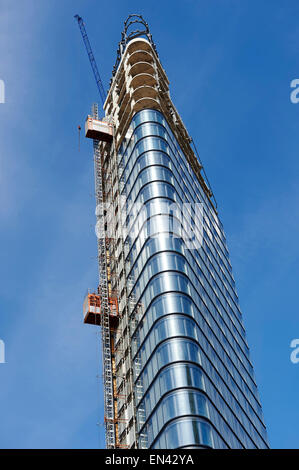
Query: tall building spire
xmin=112 ymin=14 xmax=158 ymax=78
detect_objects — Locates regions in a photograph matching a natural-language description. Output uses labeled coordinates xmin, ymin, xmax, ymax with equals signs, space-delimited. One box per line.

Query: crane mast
xmin=75 ymin=14 xmax=118 ymax=449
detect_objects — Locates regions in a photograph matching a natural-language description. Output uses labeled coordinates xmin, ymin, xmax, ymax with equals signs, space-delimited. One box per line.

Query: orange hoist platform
xmin=85 ymin=116 xmax=113 ymax=142
xmin=83 ymin=292 xmax=118 ymax=326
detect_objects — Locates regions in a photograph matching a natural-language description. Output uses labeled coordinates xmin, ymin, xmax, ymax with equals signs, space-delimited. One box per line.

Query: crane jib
xmin=74 ymin=14 xmax=107 ymax=106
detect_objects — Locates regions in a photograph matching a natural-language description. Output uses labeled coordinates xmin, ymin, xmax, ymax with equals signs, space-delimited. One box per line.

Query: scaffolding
xmin=83 ymin=101 xmax=137 ymax=449
xmin=92 ymin=105 xmax=115 ymax=448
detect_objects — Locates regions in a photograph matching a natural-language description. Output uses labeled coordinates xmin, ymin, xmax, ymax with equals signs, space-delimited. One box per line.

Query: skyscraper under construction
xmin=81 ymin=15 xmax=269 ymax=449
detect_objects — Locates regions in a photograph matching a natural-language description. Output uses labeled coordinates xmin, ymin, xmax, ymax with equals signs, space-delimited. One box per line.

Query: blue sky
xmin=0 ymin=0 xmax=299 ymax=449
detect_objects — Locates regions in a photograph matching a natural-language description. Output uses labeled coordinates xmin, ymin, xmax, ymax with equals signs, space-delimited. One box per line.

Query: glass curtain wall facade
xmin=95 ymin=17 xmax=269 ymax=448
xmin=118 ymin=109 xmax=268 ymax=449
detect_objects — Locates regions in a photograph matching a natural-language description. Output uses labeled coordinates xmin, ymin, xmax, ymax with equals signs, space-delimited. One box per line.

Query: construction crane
xmin=75 ymin=15 xmax=117 ymax=449
xmin=74 ymin=14 xmax=106 ymax=106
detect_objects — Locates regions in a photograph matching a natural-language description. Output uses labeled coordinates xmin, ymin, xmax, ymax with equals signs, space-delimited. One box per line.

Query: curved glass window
xmin=150 ymin=418 xmax=223 ymax=449
xmin=115 ymin=108 xmax=269 ymax=448
xmin=143 ymin=390 xmax=209 ymax=446
xmin=124 ymin=151 xmax=242 ymax=324
xmin=132 ymin=292 xmax=265 ymax=434
xmin=129 ymin=253 xmax=257 ymax=399
xmin=120 ymin=115 xmax=234 ymax=277
xmin=121 ymin=134 xmax=231 ymax=269
xmin=128 ymin=235 xmax=253 ymax=378
xmin=137 ymin=328 xmax=263 ymax=427
xmin=132 ymin=303 xmax=257 ymax=397
xmin=133 ymin=308 xmax=257 ymax=407
xmin=120 ymin=134 xmax=244 ymax=337
xmin=137 ymin=359 xmax=267 ymax=447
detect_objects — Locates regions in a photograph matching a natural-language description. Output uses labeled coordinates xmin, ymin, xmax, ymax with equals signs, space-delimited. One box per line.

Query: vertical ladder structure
xmin=83 ymin=105 xmax=134 ymax=448
xmin=92 ymin=105 xmax=115 ymax=449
